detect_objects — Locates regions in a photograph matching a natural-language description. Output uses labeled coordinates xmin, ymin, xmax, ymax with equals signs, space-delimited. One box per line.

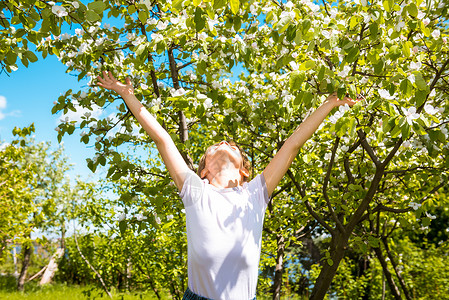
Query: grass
xmin=0 ymin=276 xmax=165 ymax=300
xmin=0 ymin=276 xmax=306 ymax=299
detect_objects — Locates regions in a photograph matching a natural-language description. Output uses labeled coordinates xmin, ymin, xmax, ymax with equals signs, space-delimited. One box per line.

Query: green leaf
xmin=317 ymin=66 xmax=325 ymax=81
xmin=119 ymin=220 xmax=127 ymax=235
xmin=369 ymin=23 xmax=378 ymax=37
xmin=6 ymin=51 xmax=17 ymax=65
xmin=304 ymin=60 xmax=316 ymax=69
xmin=276 ymin=15 xmax=292 ymax=33
xmin=25 ymin=51 xmax=38 ymax=63
xmin=401 ymin=122 xmax=411 ymax=139
xmin=413 ymin=72 xmax=427 ymax=90
xmin=412 ymin=90 xmax=428 ymax=107
xmin=327 ymin=258 xmax=334 ymax=266
xmin=374 ymin=60 xmax=384 ymax=75
xmin=407 ymin=3 xmax=418 ymax=17
xmin=289 ymin=71 xmax=306 ymax=90
xmin=194 ymin=7 xmax=205 ymax=31
xmin=86 ymin=10 xmax=101 ymax=22
xmin=402 ymin=42 xmax=411 ymax=57
xmin=383 ymin=0 xmax=392 ymax=12
xmin=213 ymin=0 xmax=226 ymax=10
xmin=138 ymin=10 xmax=148 ymax=23
xmin=346 ymin=47 xmax=360 ymax=63
xmin=230 ymin=0 xmax=239 ymax=14
xmin=422 ymin=217 xmax=431 ymax=227
xmin=88 ymin=1 xmax=106 ymax=14
xmin=173 ymin=0 xmax=183 ymax=11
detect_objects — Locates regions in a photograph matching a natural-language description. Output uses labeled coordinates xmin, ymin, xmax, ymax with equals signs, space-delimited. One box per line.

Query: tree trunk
xmin=272 ymin=234 xmax=285 ymax=300
xmin=373 ymin=246 xmax=402 ymax=300
xmin=39 ymin=248 xmax=64 ymax=285
xmin=310 ymin=233 xmax=348 ymax=300
xmin=13 ymin=245 xmax=19 ymax=277
xmin=167 ymin=47 xmax=194 ymax=170
xmin=383 ymin=238 xmax=412 ymax=300
xmin=17 ymin=242 xmax=32 ymax=291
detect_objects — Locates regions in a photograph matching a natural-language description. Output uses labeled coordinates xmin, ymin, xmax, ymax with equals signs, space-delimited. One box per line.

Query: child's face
xmin=206 ymin=141 xmax=243 ymax=166
xmin=201 ymin=141 xmax=249 ymax=179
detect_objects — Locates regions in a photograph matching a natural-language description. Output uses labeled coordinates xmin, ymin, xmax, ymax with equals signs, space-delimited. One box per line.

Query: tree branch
xmin=73 ymin=230 xmax=112 ymax=298
xmin=357 ymin=129 xmax=381 ymax=167
xmin=323 ymin=137 xmax=346 ymax=234
xmin=287 ymin=170 xmax=336 ymax=236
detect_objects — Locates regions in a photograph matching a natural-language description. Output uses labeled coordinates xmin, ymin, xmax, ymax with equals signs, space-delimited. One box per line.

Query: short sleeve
xmin=179 ymin=170 xmax=205 ymax=207
xmin=248 ymin=173 xmax=271 ymax=209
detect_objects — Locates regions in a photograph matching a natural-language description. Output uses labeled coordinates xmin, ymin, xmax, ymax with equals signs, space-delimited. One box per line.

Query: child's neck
xmin=206 ymin=166 xmax=242 ymax=189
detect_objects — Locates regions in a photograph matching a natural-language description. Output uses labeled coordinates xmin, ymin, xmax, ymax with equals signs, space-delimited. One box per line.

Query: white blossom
xmin=337 ymin=65 xmax=351 ymax=78
xmin=203 ymin=98 xmax=213 ymax=109
xmin=52 ymin=5 xmax=68 ymax=17
xmin=136 ymin=213 xmax=147 ymax=221
xmin=140 ymin=83 xmax=148 ymax=90
xmin=424 ymin=104 xmax=439 ymax=115
xmin=395 ymin=21 xmax=405 ymax=32
xmin=212 ymin=80 xmax=221 ymax=89
xmin=431 ymin=29 xmax=440 ymax=39
xmin=157 ymin=20 xmax=168 ymax=30
xmin=171 ymin=87 xmax=186 ymax=97
xmin=118 ymin=213 xmax=126 ymax=221
xmin=409 ymin=202 xmax=421 ymax=210
xmin=289 ymin=61 xmax=299 ymax=71
xmin=401 ymin=107 xmax=420 ymax=125
xmin=425 ymin=212 xmax=436 ymax=220
xmin=147 ymin=18 xmax=158 ymax=25
xmin=422 ymin=18 xmax=430 ymax=26
xmin=409 ymin=61 xmax=422 ymax=70
xmin=324 ymin=153 xmax=332 ymax=160
xmin=378 ymin=89 xmax=396 ymax=100
xmin=78 ymin=43 xmax=89 ymax=54
xmin=417 ymin=10 xmax=425 ymax=19
xmin=329 ymin=111 xmax=343 ymax=124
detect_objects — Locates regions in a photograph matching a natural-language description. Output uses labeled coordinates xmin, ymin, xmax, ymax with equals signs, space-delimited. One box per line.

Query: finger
xmin=125 ymin=77 xmax=132 ymax=86
xmin=97 ymin=75 xmax=106 ymax=85
xmin=109 ymin=71 xmax=117 ymax=82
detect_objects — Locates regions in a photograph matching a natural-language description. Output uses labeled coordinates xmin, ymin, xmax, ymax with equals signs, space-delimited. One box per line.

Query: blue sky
xmin=0 ymin=54 xmax=99 ymax=181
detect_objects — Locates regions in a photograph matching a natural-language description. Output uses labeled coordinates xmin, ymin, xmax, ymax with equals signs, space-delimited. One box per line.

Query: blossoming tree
xmin=2 ymin=0 xmax=449 ymax=298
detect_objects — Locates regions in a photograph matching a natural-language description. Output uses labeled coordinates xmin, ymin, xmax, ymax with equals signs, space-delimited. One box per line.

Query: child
xmin=97 ymin=71 xmax=356 ymax=300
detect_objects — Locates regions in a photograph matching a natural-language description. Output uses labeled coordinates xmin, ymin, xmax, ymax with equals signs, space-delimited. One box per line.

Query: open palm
xmin=97 ymin=71 xmax=134 ymax=96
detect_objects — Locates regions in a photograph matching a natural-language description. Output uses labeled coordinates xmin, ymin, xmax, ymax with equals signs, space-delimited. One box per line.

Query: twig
xmin=73 ymin=228 xmax=112 ymax=298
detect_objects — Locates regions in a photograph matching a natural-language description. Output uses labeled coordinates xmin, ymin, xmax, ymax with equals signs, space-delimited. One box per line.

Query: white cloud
xmin=0 ymin=95 xmax=6 ymax=120
xmin=0 ymin=95 xmax=6 ymax=109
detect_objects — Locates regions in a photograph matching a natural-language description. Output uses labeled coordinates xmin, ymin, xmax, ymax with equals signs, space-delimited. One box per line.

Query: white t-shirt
xmin=180 ymin=171 xmax=270 ymax=300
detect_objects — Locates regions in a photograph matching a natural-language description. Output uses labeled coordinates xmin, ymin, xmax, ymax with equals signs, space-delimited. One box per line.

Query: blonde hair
xmin=197 ymin=141 xmax=252 ymax=182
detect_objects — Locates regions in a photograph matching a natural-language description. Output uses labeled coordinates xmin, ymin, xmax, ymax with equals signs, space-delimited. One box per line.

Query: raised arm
xmin=263 ymin=92 xmax=357 ymax=197
xmin=97 ymin=71 xmax=190 ymax=191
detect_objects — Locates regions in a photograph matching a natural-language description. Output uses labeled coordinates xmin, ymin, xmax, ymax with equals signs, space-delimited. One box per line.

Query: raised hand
xmin=97 ymin=71 xmax=134 ymax=96
xmin=325 ymin=92 xmax=360 ymax=107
